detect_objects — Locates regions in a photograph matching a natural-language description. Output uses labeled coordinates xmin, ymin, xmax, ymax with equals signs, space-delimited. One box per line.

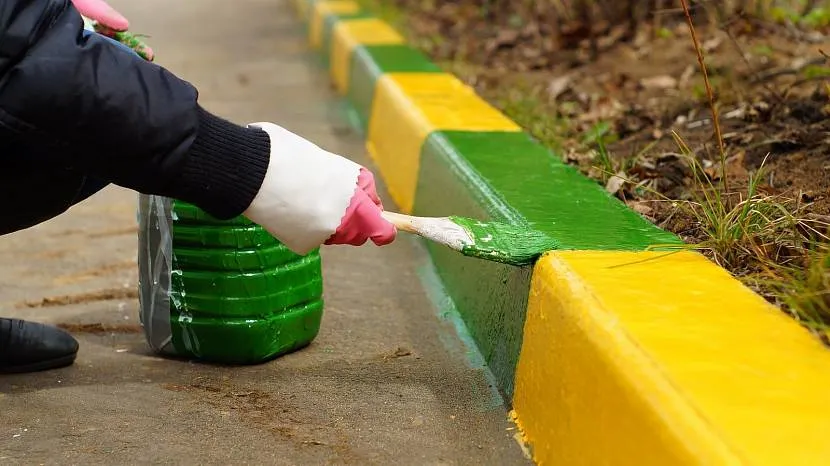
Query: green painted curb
xmin=295 ymin=2 xmax=683 ymax=401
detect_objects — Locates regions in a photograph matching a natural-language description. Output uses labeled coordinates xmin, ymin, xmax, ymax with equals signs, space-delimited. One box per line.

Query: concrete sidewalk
xmin=0 ymin=1 xmax=528 ymax=464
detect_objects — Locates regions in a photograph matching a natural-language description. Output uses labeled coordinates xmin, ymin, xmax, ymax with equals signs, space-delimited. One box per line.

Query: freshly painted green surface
xmin=320 ymin=11 xmax=373 ymax=64
xmin=294 ymin=7 xmax=686 ymax=396
xmin=450 ymin=215 xmax=559 ymax=266
xmin=413 ymin=137 xmax=532 ymax=398
xmin=169 ymin=300 xmax=324 ymax=364
xmin=424 ymin=131 xmax=682 ymax=250
xmin=347 ymin=44 xmax=441 ymax=131
xmin=411 ymin=130 xmax=680 ymax=396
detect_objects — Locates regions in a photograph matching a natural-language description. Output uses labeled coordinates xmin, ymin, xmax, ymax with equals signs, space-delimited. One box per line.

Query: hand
xmin=243 ymin=123 xmax=397 ymax=255
xmin=71 ymin=0 xmax=129 ymax=31
xmin=324 ymin=168 xmax=396 ymax=247
xmin=73 ymin=0 xmax=155 ymax=61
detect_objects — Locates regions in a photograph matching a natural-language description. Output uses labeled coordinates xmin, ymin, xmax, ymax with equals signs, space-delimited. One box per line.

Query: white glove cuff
xmin=243 ymin=122 xmax=361 ymax=255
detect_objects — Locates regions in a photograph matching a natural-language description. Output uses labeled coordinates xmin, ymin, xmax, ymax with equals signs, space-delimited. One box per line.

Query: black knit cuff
xmin=176 ymin=107 xmax=271 ymax=219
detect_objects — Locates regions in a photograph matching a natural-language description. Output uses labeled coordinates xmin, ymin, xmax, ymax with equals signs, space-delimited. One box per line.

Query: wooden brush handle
xmin=380 ymin=211 xmax=421 ymax=235
xmin=380 ymin=211 xmax=471 ymax=252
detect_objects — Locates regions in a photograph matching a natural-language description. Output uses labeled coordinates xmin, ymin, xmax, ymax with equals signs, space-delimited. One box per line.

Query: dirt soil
xmin=385 ymin=0 xmax=830 ymax=329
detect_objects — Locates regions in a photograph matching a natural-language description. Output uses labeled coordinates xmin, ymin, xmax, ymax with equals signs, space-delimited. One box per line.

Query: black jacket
xmin=0 ymin=0 xmax=270 ymax=233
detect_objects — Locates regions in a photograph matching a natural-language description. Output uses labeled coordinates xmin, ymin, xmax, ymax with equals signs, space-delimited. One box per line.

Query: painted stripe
xmin=412 ymin=130 xmax=534 ymax=396
xmin=514 ymin=250 xmax=830 ymax=465
xmin=410 ymin=130 xmax=679 ymax=393
xmin=320 ymin=11 xmax=372 ymax=66
xmin=367 ymin=72 xmax=520 ymax=213
xmin=330 ymin=18 xmax=405 ymax=95
xmin=308 ymin=0 xmax=360 ymax=50
xmin=421 ymin=131 xmax=680 ymax=249
xmin=347 ymin=45 xmax=441 ymax=132
xmin=290 ymin=6 xmax=830 ymax=465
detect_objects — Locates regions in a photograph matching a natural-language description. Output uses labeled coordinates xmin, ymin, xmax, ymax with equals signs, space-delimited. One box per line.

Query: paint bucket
xmin=136 ymin=194 xmax=324 ymax=364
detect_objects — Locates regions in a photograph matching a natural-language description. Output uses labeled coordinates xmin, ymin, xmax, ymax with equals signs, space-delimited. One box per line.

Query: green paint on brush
xmin=449 ymin=216 xmax=559 ymax=266
xmin=383 ymin=211 xmax=557 ymax=268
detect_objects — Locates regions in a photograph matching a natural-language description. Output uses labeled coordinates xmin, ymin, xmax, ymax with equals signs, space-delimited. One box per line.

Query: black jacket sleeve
xmin=0 ymin=0 xmax=270 ymax=219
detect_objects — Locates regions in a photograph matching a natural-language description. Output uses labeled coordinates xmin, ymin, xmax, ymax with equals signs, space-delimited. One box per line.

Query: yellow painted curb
xmin=291 ymin=0 xmax=309 ymax=19
xmin=329 ymin=18 xmax=405 ymax=95
xmin=366 ymin=72 xmax=520 ymax=213
xmin=514 ymin=250 xmax=830 ymax=465
xmin=308 ymin=0 xmax=360 ymax=50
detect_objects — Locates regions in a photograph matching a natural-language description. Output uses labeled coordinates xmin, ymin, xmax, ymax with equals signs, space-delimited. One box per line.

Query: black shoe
xmin=0 ymin=318 xmax=79 ymax=374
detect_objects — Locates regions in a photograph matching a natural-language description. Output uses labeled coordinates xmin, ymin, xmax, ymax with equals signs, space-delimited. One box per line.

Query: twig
xmin=784 ymin=75 xmax=830 ymax=97
xmin=752 ymin=57 xmax=826 ymax=84
xmin=680 ymin=0 xmax=728 ymax=196
xmin=721 ymin=25 xmax=783 ymax=103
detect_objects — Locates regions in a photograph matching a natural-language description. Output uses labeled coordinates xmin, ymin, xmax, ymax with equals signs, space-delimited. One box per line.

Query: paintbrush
xmin=380 ymin=211 xmax=558 ymax=266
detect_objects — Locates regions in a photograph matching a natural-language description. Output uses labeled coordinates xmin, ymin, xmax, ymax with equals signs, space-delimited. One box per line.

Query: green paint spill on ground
xmin=347 ymin=44 xmax=441 ymax=131
xmin=424 ymin=131 xmax=682 ymax=251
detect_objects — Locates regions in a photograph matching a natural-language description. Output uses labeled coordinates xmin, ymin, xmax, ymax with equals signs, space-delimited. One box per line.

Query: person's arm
xmin=0 ymin=0 xmax=395 ymax=254
xmin=0 ymin=0 xmax=268 ymax=220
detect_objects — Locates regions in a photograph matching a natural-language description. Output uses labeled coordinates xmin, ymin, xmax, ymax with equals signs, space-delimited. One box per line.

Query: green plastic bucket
xmin=137 ymin=194 xmax=324 ymax=364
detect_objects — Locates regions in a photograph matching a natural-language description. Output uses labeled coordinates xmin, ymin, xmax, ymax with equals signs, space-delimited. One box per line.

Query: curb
xmin=291 ymin=1 xmax=830 ymax=464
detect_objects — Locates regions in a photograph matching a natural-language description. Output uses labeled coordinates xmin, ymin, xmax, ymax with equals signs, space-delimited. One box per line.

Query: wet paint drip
xmin=449 ymin=216 xmax=560 ymax=266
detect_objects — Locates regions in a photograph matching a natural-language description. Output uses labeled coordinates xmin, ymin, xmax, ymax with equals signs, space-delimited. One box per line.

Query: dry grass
xmin=671 ymin=0 xmax=830 ymax=332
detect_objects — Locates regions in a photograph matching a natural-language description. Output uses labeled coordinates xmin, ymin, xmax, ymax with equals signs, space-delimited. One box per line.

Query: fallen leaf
xmin=627 ymin=201 xmax=654 ymax=216
xmin=384 ymin=347 xmax=413 ymax=359
xmin=704 ymin=152 xmax=748 ymax=180
xmin=547 ymin=75 xmax=572 ymax=100
xmin=679 ymin=64 xmax=696 ymax=86
xmin=486 ymin=29 xmax=519 ymax=52
xmin=605 ymin=171 xmax=627 ymax=194
xmin=302 ymin=440 xmax=327 ymax=446
xmin=578 ymin=96 xmax=623 ymax=122
xmin=702 ymin=36 xmax=723 ymax=53
xmin=640 ymin=75 xmax=678 ymax=89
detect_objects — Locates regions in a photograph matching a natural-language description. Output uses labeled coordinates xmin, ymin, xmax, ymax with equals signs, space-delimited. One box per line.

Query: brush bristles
xmin=405 ymin=217 xmax=474 ymax=251
xmin=450 ymin=217 xmax=560 ymax=266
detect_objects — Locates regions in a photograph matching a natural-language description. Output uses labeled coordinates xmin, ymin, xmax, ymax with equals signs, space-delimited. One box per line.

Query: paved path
xmin=0 ymin=1 xmax=528 ymax=464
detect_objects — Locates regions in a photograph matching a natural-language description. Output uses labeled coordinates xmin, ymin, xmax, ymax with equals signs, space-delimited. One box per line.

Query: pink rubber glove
xmin=325 ymin=168 xmax=397 ymax=247
xmin=72 ymin=0 xmax=129 ymax=31
xmin=74 ymin=0 xmax=155 ymax=61
xmin=244 ymin=122 xmax=397 ymax=255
